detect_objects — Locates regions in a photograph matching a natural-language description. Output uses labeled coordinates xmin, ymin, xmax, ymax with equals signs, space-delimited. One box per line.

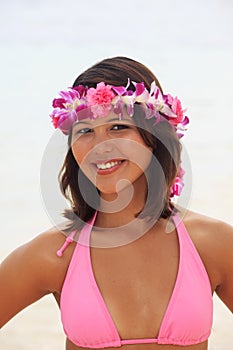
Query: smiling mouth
xmin=94 ymin=159 xmax=125 ymax=174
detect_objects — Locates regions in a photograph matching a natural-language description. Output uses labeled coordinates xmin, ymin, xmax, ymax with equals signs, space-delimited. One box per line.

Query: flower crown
xmin=50 ymin=80 xmax=189 ymax=197
xmin=50 ymin=79 xmax=189 ymax=136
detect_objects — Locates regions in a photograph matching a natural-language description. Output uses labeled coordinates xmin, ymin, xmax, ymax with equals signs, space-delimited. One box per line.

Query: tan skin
xmin=0 ymin=115 xmax=233 ymax=350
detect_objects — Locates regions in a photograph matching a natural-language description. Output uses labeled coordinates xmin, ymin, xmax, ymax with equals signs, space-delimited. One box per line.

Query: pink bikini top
xmin=58 ymin=213 xmax=213 ymax=348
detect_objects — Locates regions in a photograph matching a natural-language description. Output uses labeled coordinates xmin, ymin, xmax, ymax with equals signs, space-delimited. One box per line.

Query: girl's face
xmin=71 ymin=110 xmax=153 ymax=196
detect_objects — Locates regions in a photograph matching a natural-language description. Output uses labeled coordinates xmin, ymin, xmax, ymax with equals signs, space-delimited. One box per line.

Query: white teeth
xmin=96 ymin=160 xmax=122 ymax=170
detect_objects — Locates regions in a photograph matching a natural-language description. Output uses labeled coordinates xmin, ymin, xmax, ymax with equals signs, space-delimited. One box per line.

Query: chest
xmin=90 ymin=231 xmax=179 ymax=338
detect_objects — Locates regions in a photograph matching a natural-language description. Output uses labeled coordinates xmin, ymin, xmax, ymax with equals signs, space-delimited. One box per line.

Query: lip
xmin=92 ymin=159 xmax=126 ymax=175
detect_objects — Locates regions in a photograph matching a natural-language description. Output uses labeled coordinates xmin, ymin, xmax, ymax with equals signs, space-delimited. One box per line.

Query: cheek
xmin=120 ymin=138 xmax=153 ymax=172
xmin=71 ymin=142 xmax=96 ymax=185
xmin=131 ymin=151 xmax=152 ymax=175
xmin=71 ymin=144 xmax=81 ymax=165
xmin=71 ymin=141 xmax=89 ymax=168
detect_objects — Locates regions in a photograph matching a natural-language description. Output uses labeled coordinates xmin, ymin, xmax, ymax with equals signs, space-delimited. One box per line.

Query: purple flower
xmin=52 ymin=98 xmax=66 ymax=108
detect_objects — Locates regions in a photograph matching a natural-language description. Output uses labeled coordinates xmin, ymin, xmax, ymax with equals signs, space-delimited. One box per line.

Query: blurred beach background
xmin=0 ymin=0 xmax=232 ymax=349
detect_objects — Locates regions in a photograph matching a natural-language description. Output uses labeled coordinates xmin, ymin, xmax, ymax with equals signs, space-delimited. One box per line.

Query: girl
xmin=1 ymin=56 xmax=233 ymax=350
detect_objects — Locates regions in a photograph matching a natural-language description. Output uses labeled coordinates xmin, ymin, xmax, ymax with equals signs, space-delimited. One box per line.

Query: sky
xmin=0 ymin=0 xmax=232 ymax=250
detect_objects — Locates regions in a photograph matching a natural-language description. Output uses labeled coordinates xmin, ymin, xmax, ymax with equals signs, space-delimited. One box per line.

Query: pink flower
xmin=86 ymin=82 xmax=115 ymax=117
xmin=170 ymin=166 xmax=185 ymax=197
xmin=166 ymin=95 xmax=184 ymax=125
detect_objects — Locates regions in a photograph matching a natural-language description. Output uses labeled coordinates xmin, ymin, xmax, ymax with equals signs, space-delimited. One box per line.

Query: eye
xmin=111 ymin=124 xmax=130 ymax=131
xmin=75 ymin=127 xmax=93 ymax=135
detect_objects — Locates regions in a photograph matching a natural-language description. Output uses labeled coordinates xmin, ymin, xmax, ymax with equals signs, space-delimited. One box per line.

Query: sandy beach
xmin=1 ymin=0 xmax=233 ymax=349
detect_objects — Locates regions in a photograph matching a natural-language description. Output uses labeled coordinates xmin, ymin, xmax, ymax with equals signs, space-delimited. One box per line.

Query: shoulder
xmin=181 ymin=209 xmax=232 ymax=242
xmin=0 ymin=226 xmax=79 ymax=327
xmin=180 ymin=208 xmax=233 ymax=291
xmin=32 ymin=226 xmax=81 ymax=291
xmin=27 ymin=226 xmax=71 ymax=260
xmin=2 ymin=226 xmax=79 ymax=294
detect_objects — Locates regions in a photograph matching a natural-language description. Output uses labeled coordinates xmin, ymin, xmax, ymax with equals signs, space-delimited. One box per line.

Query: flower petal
xmin=112 ymin=86 xmax=127 ymax=95
xmin=134 ymin=82 xmax=146 ymax=96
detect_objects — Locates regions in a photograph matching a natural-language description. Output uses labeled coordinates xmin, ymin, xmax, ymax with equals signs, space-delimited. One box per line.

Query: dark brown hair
xmin=59 ymin=57 xmax=181 ymax=229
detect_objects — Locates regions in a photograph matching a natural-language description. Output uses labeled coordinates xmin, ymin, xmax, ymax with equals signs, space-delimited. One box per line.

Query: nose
xmin=93 ymin=131 xmax=114 ymax=155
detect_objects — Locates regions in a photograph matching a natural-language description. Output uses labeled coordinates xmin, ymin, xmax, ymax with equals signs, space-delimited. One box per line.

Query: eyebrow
xmin=108 ymin=117 xmax=132 ymax=123
xmin=73 ymin=121 xmax=91 ymax=126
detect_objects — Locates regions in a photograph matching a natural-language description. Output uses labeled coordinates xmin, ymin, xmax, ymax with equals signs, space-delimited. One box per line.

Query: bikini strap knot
xmin=57 ymin=230 xmax=76 ymax=257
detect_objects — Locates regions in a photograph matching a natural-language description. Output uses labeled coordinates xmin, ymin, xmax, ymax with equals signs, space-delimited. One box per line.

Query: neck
xmin=96 ymin=175 xmax=148 ymax=228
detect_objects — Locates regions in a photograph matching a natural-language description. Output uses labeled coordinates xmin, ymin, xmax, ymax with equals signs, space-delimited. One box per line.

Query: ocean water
xmin=0 ymin=0 xmax=233 ymax=348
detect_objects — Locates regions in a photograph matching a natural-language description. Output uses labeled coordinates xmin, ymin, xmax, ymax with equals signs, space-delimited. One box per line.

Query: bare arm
xmin=214 ymin=221 xmax=233 ymax=312
xmin=0 ymin=231 xmax=67 ymax=328
xmin=183 ymin=211 xmax=233 ymax=313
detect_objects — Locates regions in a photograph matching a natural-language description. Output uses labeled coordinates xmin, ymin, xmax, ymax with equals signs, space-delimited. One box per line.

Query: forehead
xmin=73 ymin=109 xmax=135 ymax=128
